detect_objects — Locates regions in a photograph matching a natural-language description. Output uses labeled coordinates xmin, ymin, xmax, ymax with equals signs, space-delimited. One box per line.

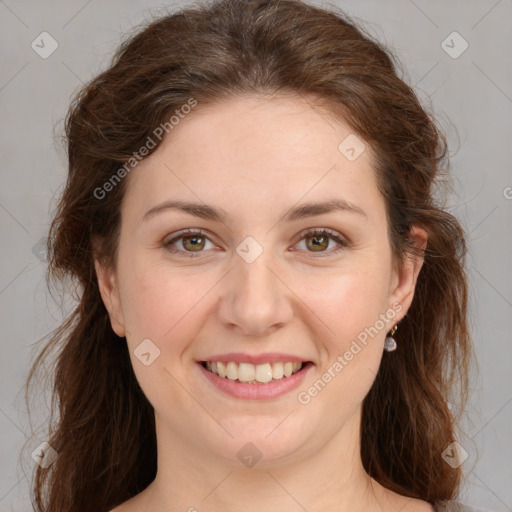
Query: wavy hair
xmin=25 ymin=0 xmax=475 ymax=510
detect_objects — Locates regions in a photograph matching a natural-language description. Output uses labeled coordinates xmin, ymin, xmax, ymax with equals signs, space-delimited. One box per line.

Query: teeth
xmin=204 ymin=360 xmax=304 ymax=383
xmin=255 ymin=363 xmax=273 ymax=383
xmin=271 ymin=362 xmax=284 ymax=379
xmin=226 ymin=361 xmax=238 ymax=380
xmin=217 ymin=361 xmax=227 ymax=378
xmin=238 ymin=362 xmax=255 ymax=382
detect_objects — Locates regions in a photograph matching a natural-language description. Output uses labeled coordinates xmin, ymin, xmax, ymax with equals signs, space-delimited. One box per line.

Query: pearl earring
xmin=384 ymin=324 xmax=398 ymax=352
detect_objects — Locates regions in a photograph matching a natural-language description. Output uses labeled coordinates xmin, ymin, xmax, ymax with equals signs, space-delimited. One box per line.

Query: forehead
xmin=154 ymin=93 xmax=373 ymax=169
xmin=121 ymin=93 xmax=383 ymax=224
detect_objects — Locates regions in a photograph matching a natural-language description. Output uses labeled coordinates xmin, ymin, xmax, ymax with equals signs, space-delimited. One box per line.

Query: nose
xmin=216 ymin=249 xmax=294 ymax=337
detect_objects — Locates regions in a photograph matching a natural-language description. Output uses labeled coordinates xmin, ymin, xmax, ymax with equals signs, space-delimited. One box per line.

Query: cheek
xmin=296 ymin=270 xmax=390 ymax=413
xmin=116 ymin=247 xmax=230 ymax=364
xmin=299 ymin=263 xmax=391 ymax=343
xmin=119 ymin=265 xmax=205 ymax=343
xmin=116 ymin=259 xmax=214 ymax=401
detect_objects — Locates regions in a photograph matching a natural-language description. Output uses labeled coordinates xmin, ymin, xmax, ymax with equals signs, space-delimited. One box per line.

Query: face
xmin=96 ymin=94 xmax=426 ymax=467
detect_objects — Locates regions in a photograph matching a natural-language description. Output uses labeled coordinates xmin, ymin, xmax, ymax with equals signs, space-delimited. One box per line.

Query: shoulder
xmin=433 ymin=500 xmax=497 ymax=512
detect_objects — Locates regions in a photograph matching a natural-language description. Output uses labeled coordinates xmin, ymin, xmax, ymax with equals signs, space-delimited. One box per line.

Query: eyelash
xmin=163 ymin=228 xmax=348 ymax=258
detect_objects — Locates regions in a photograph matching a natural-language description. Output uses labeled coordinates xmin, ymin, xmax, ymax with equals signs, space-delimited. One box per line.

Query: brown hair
xmin=24 ymin=0 xmax=475 ymax=510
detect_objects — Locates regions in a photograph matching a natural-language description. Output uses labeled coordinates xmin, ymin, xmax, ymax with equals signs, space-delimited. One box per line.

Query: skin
xmin=96 ymin=93 xmax=432 ymax=512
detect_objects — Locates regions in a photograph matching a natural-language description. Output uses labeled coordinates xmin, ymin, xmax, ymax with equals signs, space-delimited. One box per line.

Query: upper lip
xmin=199 ymin=352 xmax=311 ymax=365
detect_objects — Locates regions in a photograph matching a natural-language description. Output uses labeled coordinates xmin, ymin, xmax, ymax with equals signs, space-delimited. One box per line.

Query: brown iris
xmin=182 ymin=234 xmax=206 ymax=251
xmin=306 ymin=234 xmax=329 ymax=252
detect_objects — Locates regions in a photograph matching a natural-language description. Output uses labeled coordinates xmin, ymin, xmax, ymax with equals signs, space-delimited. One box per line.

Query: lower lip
xmin=198 ymin=362 xmax=314 ymax=400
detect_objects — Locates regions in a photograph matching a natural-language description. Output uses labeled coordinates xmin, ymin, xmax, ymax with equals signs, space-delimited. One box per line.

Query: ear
xmin=94 ymin=257 xmax=126 ymax=338
xmin=388 ymin=225 xmax=428 ymax=322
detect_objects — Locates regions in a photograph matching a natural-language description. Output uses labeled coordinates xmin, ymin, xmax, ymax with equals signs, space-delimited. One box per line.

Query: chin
xmin=204 ymin=416 xmax=313 ymax=468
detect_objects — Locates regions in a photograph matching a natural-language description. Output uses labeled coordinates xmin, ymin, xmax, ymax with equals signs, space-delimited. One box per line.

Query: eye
xmin=163 ymin=227 xmax=348 ymax=258
xmin=163 ymin=229 xmax=216 ymax=258
xmin=293 ymin=228 xmax=348 ymax=256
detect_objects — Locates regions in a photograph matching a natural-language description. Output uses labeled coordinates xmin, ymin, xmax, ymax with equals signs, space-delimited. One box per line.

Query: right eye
xmin=163 ymin=229 xmax=216 ymax=257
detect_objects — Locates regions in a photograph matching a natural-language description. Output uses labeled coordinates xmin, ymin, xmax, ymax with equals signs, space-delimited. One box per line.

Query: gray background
xmin=1 ymin=0 xmax=511 ymax=510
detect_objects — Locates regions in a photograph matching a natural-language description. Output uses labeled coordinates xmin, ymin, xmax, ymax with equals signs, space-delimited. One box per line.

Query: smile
xmin=202 ymin=360 xmax=303 ymax=384
xmin=198 ymin=359 xmax=314 ymax=400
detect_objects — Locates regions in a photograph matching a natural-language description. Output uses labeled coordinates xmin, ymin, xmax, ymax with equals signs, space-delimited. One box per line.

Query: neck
xmin=142 ymin=407 xmax=390 ymax=512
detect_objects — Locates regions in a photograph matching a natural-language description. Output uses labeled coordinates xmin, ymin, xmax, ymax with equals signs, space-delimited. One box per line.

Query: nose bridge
xmin=238 ymin=250 xmax=277 ymax=299
xmin=218 ymin=242 xmax=293 ymax=335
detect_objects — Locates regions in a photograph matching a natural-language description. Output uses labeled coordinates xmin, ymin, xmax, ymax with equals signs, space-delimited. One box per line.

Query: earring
xmin=384 ymin=324 xmax=398 ymax=352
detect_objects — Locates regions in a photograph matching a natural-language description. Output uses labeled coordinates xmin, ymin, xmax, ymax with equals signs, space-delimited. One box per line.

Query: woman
xmin=25 ymin=0 xmax=483 ymax=510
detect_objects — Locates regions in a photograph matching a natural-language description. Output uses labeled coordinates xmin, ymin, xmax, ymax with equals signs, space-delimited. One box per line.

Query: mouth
xmin=200 ymin=360 xmax=312 ymax=384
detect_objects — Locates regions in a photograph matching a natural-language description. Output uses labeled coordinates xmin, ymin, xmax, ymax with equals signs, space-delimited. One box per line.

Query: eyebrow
xmin=142 ymin=198 xmax=368 ymax=223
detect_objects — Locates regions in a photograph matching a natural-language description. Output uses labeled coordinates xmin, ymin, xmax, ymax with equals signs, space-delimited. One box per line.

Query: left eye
xmin=163 ymin=228 xmax=348 ymax=258
xmin=294 ymin=228 xmax=348 ymax=256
